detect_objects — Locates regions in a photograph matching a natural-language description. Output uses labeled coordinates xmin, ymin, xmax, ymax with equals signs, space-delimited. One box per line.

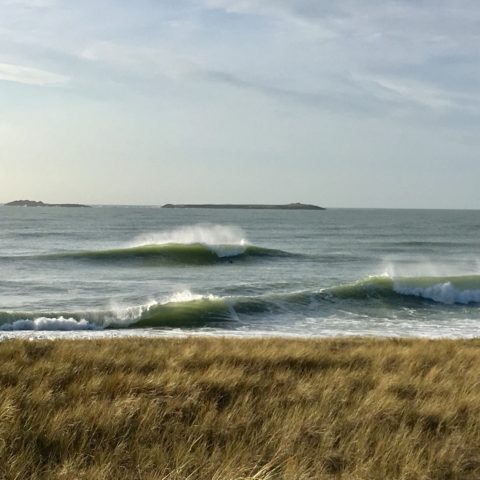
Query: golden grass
xmin=1 ymin=337 xmax=480 ymax=479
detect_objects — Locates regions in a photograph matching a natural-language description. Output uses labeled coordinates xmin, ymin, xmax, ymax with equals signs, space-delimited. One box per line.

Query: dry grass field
xmin=0 ymin=337 xmax=479 ymax=479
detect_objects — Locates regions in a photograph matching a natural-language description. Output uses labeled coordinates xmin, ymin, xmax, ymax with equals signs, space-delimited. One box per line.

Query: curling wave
xmin=12 ymin=225 xmax=297 ymax=265
xmin=2 ymin=275 xmax=480 ymax=331
xmin=51 ymin=243 xmax=293 ymax=265
xmin=330 ymin=274 xmax=480 ymax=304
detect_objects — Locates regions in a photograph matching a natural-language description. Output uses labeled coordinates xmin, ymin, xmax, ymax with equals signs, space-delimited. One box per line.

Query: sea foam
xmin=394 ymin=282 xmax=480 ymax=305
xmin=0 ymin=317 xmax=97 ymax=331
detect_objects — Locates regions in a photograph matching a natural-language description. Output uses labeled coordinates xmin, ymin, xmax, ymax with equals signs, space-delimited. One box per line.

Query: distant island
xmin=4 ymin=200 xmax=90 ymax=208
xmin=162 ymin=203 xmax=325 ymax=210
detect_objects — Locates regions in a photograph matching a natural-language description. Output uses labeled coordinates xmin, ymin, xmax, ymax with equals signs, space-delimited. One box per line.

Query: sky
xmin=1 ymin=0 xmax=479 ymax=208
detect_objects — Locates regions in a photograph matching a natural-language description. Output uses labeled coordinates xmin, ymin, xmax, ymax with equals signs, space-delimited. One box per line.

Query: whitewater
xmin=1 ymin=207 xmax=480 ymax=339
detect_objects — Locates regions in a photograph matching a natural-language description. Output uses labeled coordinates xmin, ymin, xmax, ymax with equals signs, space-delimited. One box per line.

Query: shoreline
xmin=1 ymin=336 xmax=479 ymax=479
xmin=1 ymin=330 xmax=479 ymax=341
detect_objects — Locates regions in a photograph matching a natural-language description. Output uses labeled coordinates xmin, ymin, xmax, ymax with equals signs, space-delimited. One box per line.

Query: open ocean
xmin=1 ymin=206 xmax=479 ymax=339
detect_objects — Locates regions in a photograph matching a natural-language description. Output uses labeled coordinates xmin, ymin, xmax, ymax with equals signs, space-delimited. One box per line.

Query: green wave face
xmin=327 ymin=276 xmax=396 ymax=300
xmin=52 ymin=243 xmax=293 ymax=265
xmin=0 ymin=301 xmax=232 ymax=330
xmin=128 ymin=298 xmax=233 ymax=327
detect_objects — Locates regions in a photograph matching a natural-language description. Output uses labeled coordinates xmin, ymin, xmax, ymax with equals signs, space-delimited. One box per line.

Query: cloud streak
xmin=0 ymin=62 xmax=69 ymax=86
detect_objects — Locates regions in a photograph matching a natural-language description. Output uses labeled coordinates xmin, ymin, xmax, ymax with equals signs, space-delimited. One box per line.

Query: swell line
xmin=1 ymin=274 xmax=480 ymax=331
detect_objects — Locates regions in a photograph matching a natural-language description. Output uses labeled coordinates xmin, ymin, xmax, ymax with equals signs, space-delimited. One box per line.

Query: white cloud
xmin=0 ymin=62 xmax=69 ymax=86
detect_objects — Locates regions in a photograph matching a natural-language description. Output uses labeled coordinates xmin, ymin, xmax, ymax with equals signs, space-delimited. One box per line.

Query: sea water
xmin=1 ymin=206 xmax=479 ymax=339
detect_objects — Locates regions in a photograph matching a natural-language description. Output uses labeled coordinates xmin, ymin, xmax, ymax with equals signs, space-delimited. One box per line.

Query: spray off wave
xmin=2 ymin=275 xmax=480 ymax=331
xmin=130 ymin=224 xmax=247 ymax=248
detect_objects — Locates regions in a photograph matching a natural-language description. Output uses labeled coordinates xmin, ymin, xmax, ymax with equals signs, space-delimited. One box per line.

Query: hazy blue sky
xmin=1 ymin=0 xmax=479 ymax=207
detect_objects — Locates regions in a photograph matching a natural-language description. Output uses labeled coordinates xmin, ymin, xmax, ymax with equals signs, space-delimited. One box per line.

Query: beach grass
xmin=1 ymin=337 xmax=479 ymax=479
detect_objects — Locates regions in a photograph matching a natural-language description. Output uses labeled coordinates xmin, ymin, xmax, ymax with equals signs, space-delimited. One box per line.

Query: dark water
xmin=1 ymin=206 xmax=479 ymax=338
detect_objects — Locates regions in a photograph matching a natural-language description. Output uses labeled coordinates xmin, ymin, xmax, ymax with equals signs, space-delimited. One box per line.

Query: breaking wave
xmin=0 ymin=291 xmax=228 ymax=331
xmin=0 ymin=317 xmax=96 ymax=331
xmin=52 ymin=243 xmax=292 ymax=265
xmin=331 ymin=274 xmax=480 ymax=305
xmin=42 ymin=224 xmax=294 ymax=264
xmin=1 ymin=274 xmax=480 ymax=331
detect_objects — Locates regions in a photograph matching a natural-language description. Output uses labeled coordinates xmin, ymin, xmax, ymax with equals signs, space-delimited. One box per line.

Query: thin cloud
xmin=198 ymin=0 xmax=480 ymax=119
xmin=4 ymin=0 xmax=57 ymax=7
xmin=354 ymin=74 xmax=457 ymax=110
xmin=200 ymin=69 xmax=391 ymax=115
xmin=79 ymin=42 xmax=195 ymax=80
xmin=0 ymin=62 xmax=69 ymax=86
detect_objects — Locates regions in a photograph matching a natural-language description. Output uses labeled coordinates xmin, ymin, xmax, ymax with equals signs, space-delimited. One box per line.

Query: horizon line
xmin=1 ymin=202 xmax=479 ymax=211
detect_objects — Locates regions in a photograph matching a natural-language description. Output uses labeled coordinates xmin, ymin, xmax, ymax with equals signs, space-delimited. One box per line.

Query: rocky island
xmin=162 ymin=202 xmax=325 ymax=210
xmin=4 ymin=200 xmax=90 ymax=208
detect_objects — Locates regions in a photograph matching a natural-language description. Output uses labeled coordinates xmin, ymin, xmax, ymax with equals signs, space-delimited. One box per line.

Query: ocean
xmin=1 ymin=206 xmax=479 ymax=339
